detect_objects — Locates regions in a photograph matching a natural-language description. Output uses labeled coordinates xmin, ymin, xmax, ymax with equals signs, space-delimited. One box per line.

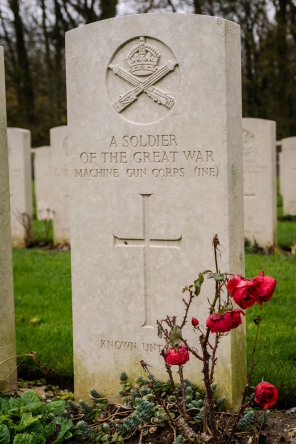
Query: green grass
xmin=245 ymin=253 xmax=296 ymax=408
xmin=31 ymin=180 xmax=53 ymax=244
xmin=277 ymin=184 xmax=296 ymax=248
xmin=13 ymin=249 xmax=72 ymax=385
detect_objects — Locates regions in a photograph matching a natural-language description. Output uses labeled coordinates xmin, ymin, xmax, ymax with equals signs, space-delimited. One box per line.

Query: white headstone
xmin=279 ymin=150 xmax=284 ymax=196
xmin=66 ymin=14 xmax=245 ymax=409
xmin=50 ymin=126 xmax=70 ymax=245
xmin=7 ymin=127 xmax=32 ymax=247
xmin=0 ymin=47 xmax=17 ymax=390
xmin=281 ymin=137 xmax=296 ymax=215
xmin=34 ymin=146 xmax=53 ymax=220
xmin=242 ymin=118 xmax=277 ymax=247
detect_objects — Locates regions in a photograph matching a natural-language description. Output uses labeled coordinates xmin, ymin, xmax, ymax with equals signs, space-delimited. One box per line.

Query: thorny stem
xmin=209 ymin=334 xmax=220 ymax=385
xmin=178 ymin=365 xmax=187 ymax=416
xmin=201 ymin=335 xmax=219 ymax=443
xmin=180 ymin=289 xmax=195 ymax=329
xmin=0 ymin=353 xmax=53 ymax=375
xmin=180 ymin=338 xmax=203 ymax=361
xmin=0 ymin=354 xmax=36 ymax=367
xmin=160 ymin=350 xmax=184 ymax=416
xmin=201 ymin=236 xmax=222 ymax=443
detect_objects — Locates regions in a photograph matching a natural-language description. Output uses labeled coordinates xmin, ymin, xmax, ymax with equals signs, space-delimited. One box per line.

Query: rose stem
xmin=160 ymin=349 xmax=184 ymax=416
xmin=178 ymin=364 xmax=187 ymax=416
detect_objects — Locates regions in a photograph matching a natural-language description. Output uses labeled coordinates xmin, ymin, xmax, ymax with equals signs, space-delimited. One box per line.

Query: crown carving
xmin=126 ymin=37 xmax=160 ymax=76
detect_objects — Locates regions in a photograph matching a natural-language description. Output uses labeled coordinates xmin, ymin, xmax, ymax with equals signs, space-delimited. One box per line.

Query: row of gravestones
xmin=1 ymin=14 xmax=296 ymax=409
xmin=8 ymin=121 xmax=296 ymax=249
xmin=7 ymin=126 xmax=70 ymax=247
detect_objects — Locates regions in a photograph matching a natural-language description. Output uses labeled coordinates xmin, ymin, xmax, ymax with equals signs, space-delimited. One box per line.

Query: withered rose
xmin=206 ymin=312 xmax=232 ymax=333
xmin=227 ymin=308 xmax=246 ymax=329
xmin=252 ymin=270 xmax=277 ymax=304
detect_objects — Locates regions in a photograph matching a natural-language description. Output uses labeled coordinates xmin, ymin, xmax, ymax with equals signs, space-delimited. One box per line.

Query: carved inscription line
xmin=100 ymin=339 xmax=163 ymax=352
xmin=113 ymin=194 xmax=182 ymax=328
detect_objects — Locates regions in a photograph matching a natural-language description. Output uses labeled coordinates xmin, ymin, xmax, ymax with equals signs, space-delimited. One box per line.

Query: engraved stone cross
xmin=113 ymin=194 xmax=182 ymax=328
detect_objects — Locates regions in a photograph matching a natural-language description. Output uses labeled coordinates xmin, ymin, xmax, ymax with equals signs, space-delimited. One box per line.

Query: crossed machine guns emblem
xmin=108 ymin=37 xmax=178 ymax=113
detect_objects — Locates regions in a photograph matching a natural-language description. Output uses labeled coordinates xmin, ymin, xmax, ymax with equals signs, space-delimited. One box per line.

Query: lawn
xmin=13 ymin=249 xmax=72 ymax=385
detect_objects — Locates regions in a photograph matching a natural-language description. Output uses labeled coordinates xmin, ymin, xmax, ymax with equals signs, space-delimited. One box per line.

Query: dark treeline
xmin=0 ymin=0 xmax=295 ymax=146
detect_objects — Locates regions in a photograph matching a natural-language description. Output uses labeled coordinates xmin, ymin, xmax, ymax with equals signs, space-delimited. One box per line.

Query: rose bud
xmin=165 ymin=345 xmax=189 ymax=366
xmin=251 ymin=270 xmax=277 ymax=304
xmin=191 ymin=317 xmax=199 ymax=327
xmin=227 ymin=274 xmax=243 ymax=292
xmin=227 ymin=309 xmax=245 ymax=329
xmin=255 ymin=381 xmax=278 ymax=409
xmin=229 ymin=279 xmax=258 ymax=309
xmin=206 ymin=312 xmax=232 ymax=333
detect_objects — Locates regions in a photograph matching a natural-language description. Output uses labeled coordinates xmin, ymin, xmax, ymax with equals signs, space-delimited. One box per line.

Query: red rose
xmin=165 ymin=345 xmax=189 ymax=366
xmin=227 ymin=274 xmax=243 ymax=292
xmin=227 ymin=309 xmax=245 ymax=329
xmin=255 ymin=381 xmax=277 ymax=408
xmin=192 ymin=317 xmax=199 ymax=327
xmin=228 ymin=279 xmax=258 ymax=309
xmin=252 ymin=270 xmax=276 ymax=304
xmin=206 ymin=312 xmax=232 ymax=333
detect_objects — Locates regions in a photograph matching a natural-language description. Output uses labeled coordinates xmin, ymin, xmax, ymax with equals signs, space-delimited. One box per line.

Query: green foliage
xmin=255 ymin=410 xmax=270 ymax=429
xmin=173 ymin=436 xmax=185 ymax=443
xmin=194 ymin=273 xmax=204 ymax=296
xmin=194 ymin=407 xmax=204 ymax=425
xmin=149 ymin=375 xmax=171 ymax=396
xmin=0 ymin=390 xmax=72 ymax=443
xmin=238 ymin=408 xmax=255 ymax=431
xmin=0 ymin=424 xmax=10 ymax=444
xmin=215 ymin=397 xmax=226 ymax=408
xmin=79 ymin=400 xmax=96 ymax=423
xmin=168 ymin=322 xmax=182 ymax=347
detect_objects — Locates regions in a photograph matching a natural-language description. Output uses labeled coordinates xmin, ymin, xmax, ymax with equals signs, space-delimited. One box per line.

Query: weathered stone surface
xmin=281 ymin=137 xmax=296 ymax=215
xmin=242 ymin=118 xmax=277 ymax=247
xmin=34 ymin=146 xmax=53 ymax=220
xmin=50 ymin=126 xmax=70 ymax=245
xmin=66 ymin=13 xmax=245 ymax=409
xmin=0 ymin=47 xmax=17 ymax=390
xmin=7 ymin=127 xmax=32 ymax=247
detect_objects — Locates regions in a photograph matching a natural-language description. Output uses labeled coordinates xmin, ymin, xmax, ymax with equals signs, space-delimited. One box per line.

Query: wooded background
xmin=0 ymin=0 xmax=295 ymax=146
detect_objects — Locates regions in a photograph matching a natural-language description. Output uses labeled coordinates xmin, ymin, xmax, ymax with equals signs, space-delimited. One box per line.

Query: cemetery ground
xmin=6 ymin=191 xmax=296 ymax=442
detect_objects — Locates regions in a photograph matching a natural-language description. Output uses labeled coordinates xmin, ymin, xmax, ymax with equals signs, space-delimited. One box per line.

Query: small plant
xmin=15 ymin=211 xmax=35 ymax=247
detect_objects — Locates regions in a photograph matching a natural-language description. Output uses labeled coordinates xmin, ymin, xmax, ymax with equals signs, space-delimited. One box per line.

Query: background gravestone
xmin=242 ymin=118 xmax=277 ymax=247
xmin=281 ymin=137 xmax=296 ymax=215
xmin=0 ymin=47 xmax=17 ymax=390
xmin=7 ymin=127 xmax=32 ymax=248
xmin=66 ymin=13 xmax=245 ymax=409
xmin=50 ymin=126 xmax=70 ymax=245
xmin=34 ymin=146 xmax=53 ymax=220
xmin=279 ymin=150 xmax=284 ymax=196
